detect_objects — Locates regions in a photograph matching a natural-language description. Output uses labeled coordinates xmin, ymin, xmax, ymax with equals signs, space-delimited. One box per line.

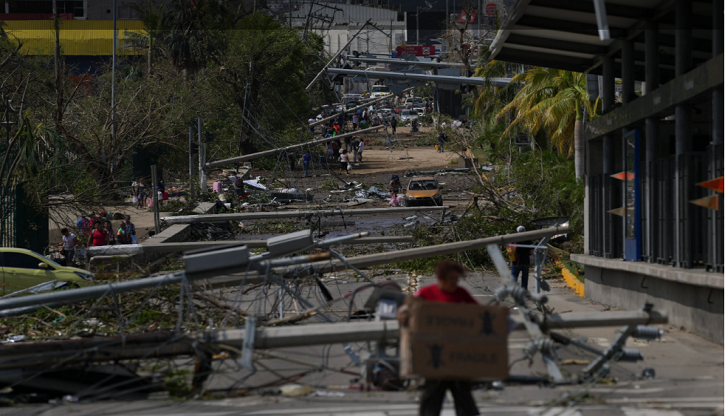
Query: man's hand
xmin=397 ymin=304 xmax=409 ymax=327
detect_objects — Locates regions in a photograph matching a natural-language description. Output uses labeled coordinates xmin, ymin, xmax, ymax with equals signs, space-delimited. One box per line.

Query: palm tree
xmin=127 ymin=0 xmax=165 ymax=77
xmin=498 ymin=67 xmax=599 ymax=178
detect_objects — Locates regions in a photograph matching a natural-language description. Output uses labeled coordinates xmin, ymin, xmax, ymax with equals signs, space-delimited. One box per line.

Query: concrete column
xmin=644 ymin=21 xmax=660 ymax=263
xmin=675 ymin=0 xmax=693 ymax=267
xmin=602 ymin=54 xmax=616 ymax=258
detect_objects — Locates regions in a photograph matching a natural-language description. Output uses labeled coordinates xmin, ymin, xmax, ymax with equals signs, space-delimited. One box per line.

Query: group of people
xmin=60 ymin=215 xmax=136 ymax=266
xmin=130 ymin=178 xmax=167 ymax=209
xmin=82 ymin=215 xmax=136 ymax=248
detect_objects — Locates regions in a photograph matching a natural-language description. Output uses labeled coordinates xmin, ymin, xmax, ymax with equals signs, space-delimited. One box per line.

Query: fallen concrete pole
xmin=87 ymin=236 xmax=414 ymax=256
xmin=327 ymin=68 xmax=513 ymax=87
xmin=206 ymin=125 xmax=384 ymax=168
xmin=207 ymin=226 xmax=569 ymax=287
xmin=0 ymin=310 xmax=667 ymax=368
xmin=306 ymin=95 xmax=393 ymax=130
xmin=348 ymin=56 xmax=467 ymax=68
xmin=161 ymin=206 xmax=451 ymax=224
xmin=0 ymin=252 xmax=331 ymax=312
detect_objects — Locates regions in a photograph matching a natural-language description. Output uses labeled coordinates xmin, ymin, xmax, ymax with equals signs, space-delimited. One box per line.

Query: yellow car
xmin=0 ymin=248 xmax=95 ymax=296
xmin=405 ymin=177 xmax=443 ymax=206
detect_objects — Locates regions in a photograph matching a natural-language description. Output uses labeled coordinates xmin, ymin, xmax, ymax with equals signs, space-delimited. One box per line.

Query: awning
xmin=489 ymin=0 xmax=715 ymax=82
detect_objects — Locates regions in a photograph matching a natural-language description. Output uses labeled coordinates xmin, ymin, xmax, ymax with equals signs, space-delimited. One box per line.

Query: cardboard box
xmin=400 ymin=299 xmax=509 ymax=381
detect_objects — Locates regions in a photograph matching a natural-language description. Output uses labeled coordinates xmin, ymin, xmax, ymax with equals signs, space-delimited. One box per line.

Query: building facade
xmin=489 ymin=0 xmax=723 ymax=343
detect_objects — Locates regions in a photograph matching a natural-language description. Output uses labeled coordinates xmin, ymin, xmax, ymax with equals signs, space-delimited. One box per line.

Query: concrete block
xmin=584 ymin=265 xmax=723 ymax=344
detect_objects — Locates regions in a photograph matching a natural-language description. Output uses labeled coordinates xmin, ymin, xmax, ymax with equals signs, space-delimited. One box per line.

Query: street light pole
xmin=416 ymin=6 xmax=420 ymax=45
xmin=111 ymin=0 xmax=117 ymax=142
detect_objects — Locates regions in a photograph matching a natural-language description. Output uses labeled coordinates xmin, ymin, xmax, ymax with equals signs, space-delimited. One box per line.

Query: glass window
xmin=409 ymin=180 xmax=437 ymax=191
xmin=3 ymin=252 xmax=52 ymax=270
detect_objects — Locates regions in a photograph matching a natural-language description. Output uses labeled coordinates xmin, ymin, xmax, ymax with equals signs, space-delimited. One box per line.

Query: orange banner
xmin=610 ymin=171 xmax=635 ymax=181
xmin=696 ymin=177 xmax=724 ymax=193
xmin=690 ymin=195 xmax=719 ymax=210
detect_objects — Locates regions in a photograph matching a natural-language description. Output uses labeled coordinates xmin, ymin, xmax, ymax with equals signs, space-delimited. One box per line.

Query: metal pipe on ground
xmin=161 ymin=206 xmax=452 ymax=224
xmin=206 ymin=125 xmax=384 ymax=169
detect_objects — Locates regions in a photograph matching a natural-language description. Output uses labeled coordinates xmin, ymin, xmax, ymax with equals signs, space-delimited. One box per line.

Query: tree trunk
xmin=574 ymin=118 xmax=584 ymax=179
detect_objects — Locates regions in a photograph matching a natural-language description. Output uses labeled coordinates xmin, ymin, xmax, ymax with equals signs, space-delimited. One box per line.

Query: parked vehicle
xmin=370 ymin=85 xmax=392 ymax=98
xmin=399 ymin=109 xmax=419 ymax=123
xmin=404 ymin=177 xmax=443 ymax=206
xmin=0 ymin=248 xmax=95 ymax=295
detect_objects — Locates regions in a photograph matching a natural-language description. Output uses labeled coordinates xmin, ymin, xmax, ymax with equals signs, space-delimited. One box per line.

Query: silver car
xmin=399 ymin=109 xmax=419 ymax=123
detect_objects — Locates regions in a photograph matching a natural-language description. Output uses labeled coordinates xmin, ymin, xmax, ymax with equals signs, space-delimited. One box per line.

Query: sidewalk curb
xmin=557 ymin=261 xmax=585 ymax=297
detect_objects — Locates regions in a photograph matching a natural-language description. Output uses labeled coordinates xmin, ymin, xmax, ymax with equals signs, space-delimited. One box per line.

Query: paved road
xmin=3 ymin=271 xmax=723 ymax=416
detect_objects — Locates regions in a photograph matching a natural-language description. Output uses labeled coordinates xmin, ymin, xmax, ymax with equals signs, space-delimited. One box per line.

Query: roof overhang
xmin=490 ymin=0 xmax=715 ymax=82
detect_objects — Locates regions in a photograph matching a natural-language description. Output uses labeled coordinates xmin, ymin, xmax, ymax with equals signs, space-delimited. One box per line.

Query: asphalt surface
xmin=3 ymin=269 xmax=723 ymax=416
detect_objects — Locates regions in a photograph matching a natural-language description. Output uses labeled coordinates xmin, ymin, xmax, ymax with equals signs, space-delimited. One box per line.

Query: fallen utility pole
xmin=87 ymin=236 xmax=414 ymax=256
xmin=205 ymin=226 xmax=568 ymax=287
xmin=161 ymin=206 xmax=451 ymax=224
xmin=0 ymin=311 xmax=668 ymax=369
xmin=206 ymin=125 xmax=384 ymax=168
xmin=306 ymin=94 xmax=394 ymax=130
xmin=0 ymin=251 xmax=331 ymax=312
xmin=306 ymin=19 xmax=372 ymax=91
xmin=348 ymin=56 xmax=466 ymax=68
xmin=326 ymin=68 xmax=512 ymax=87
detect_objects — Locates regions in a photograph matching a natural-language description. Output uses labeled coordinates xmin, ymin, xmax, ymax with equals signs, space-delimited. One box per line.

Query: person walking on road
xmin=511 ymin=226 xmax=532 ymax=289
xmin=351 ymin=138 xmax=360 ymax=163
xmin=389 ymin=174 xmax=402 ymax=200
xmin=437 ymin=132 xmax=446 ymax=153
xmin=344 ymin=135 xmax=352 ymax=153
xmin=352 ymin=113 xmax=359 ymax=130
xmin=357 ymin=140 xmax=364 ymax=162
xmin=303 ymin=152 xmax=311 ymax=177
xmin=397 ymin=260 xmax=480 ymax=416
xmin=339 ymin=150 xmax=351 ymax=175
xmin=59 ymin=228 xmax=78 ymax=266
xmin=390 ymin=117 xmax=397 ymax=135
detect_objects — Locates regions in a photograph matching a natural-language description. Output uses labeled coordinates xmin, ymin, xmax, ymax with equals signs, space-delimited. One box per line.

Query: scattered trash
xmin=641 ymin=368 xmax=656 ymax=379
xmin=4 ymin=335 xmax=26 ymax=343
xmin=280 ymin=384 xmax=312 ymax=397
xmin=491 ymin=380 xmax=505 ymax=390
xmin=404 ymin=215 xmax=418 ymax=221
xmin=310 ymin=390 xmax=345 ymax=397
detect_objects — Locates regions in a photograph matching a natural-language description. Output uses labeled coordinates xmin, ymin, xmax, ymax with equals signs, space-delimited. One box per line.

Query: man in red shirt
xmin=398 ymin=260 xmax=480 ymax=416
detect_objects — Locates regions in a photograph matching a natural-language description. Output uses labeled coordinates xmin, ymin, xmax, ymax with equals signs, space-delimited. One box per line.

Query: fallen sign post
xmin=206 ymin=125 xmax=384 ymax=168
xmin=161 ymin=206 xmax=451 ymax=224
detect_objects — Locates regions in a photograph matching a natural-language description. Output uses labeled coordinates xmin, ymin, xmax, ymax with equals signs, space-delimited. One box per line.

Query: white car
xmin=399 ymin=109 xmax=419 ymax=123
xmin=414 ymin=108 xmax=425 ymax=117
